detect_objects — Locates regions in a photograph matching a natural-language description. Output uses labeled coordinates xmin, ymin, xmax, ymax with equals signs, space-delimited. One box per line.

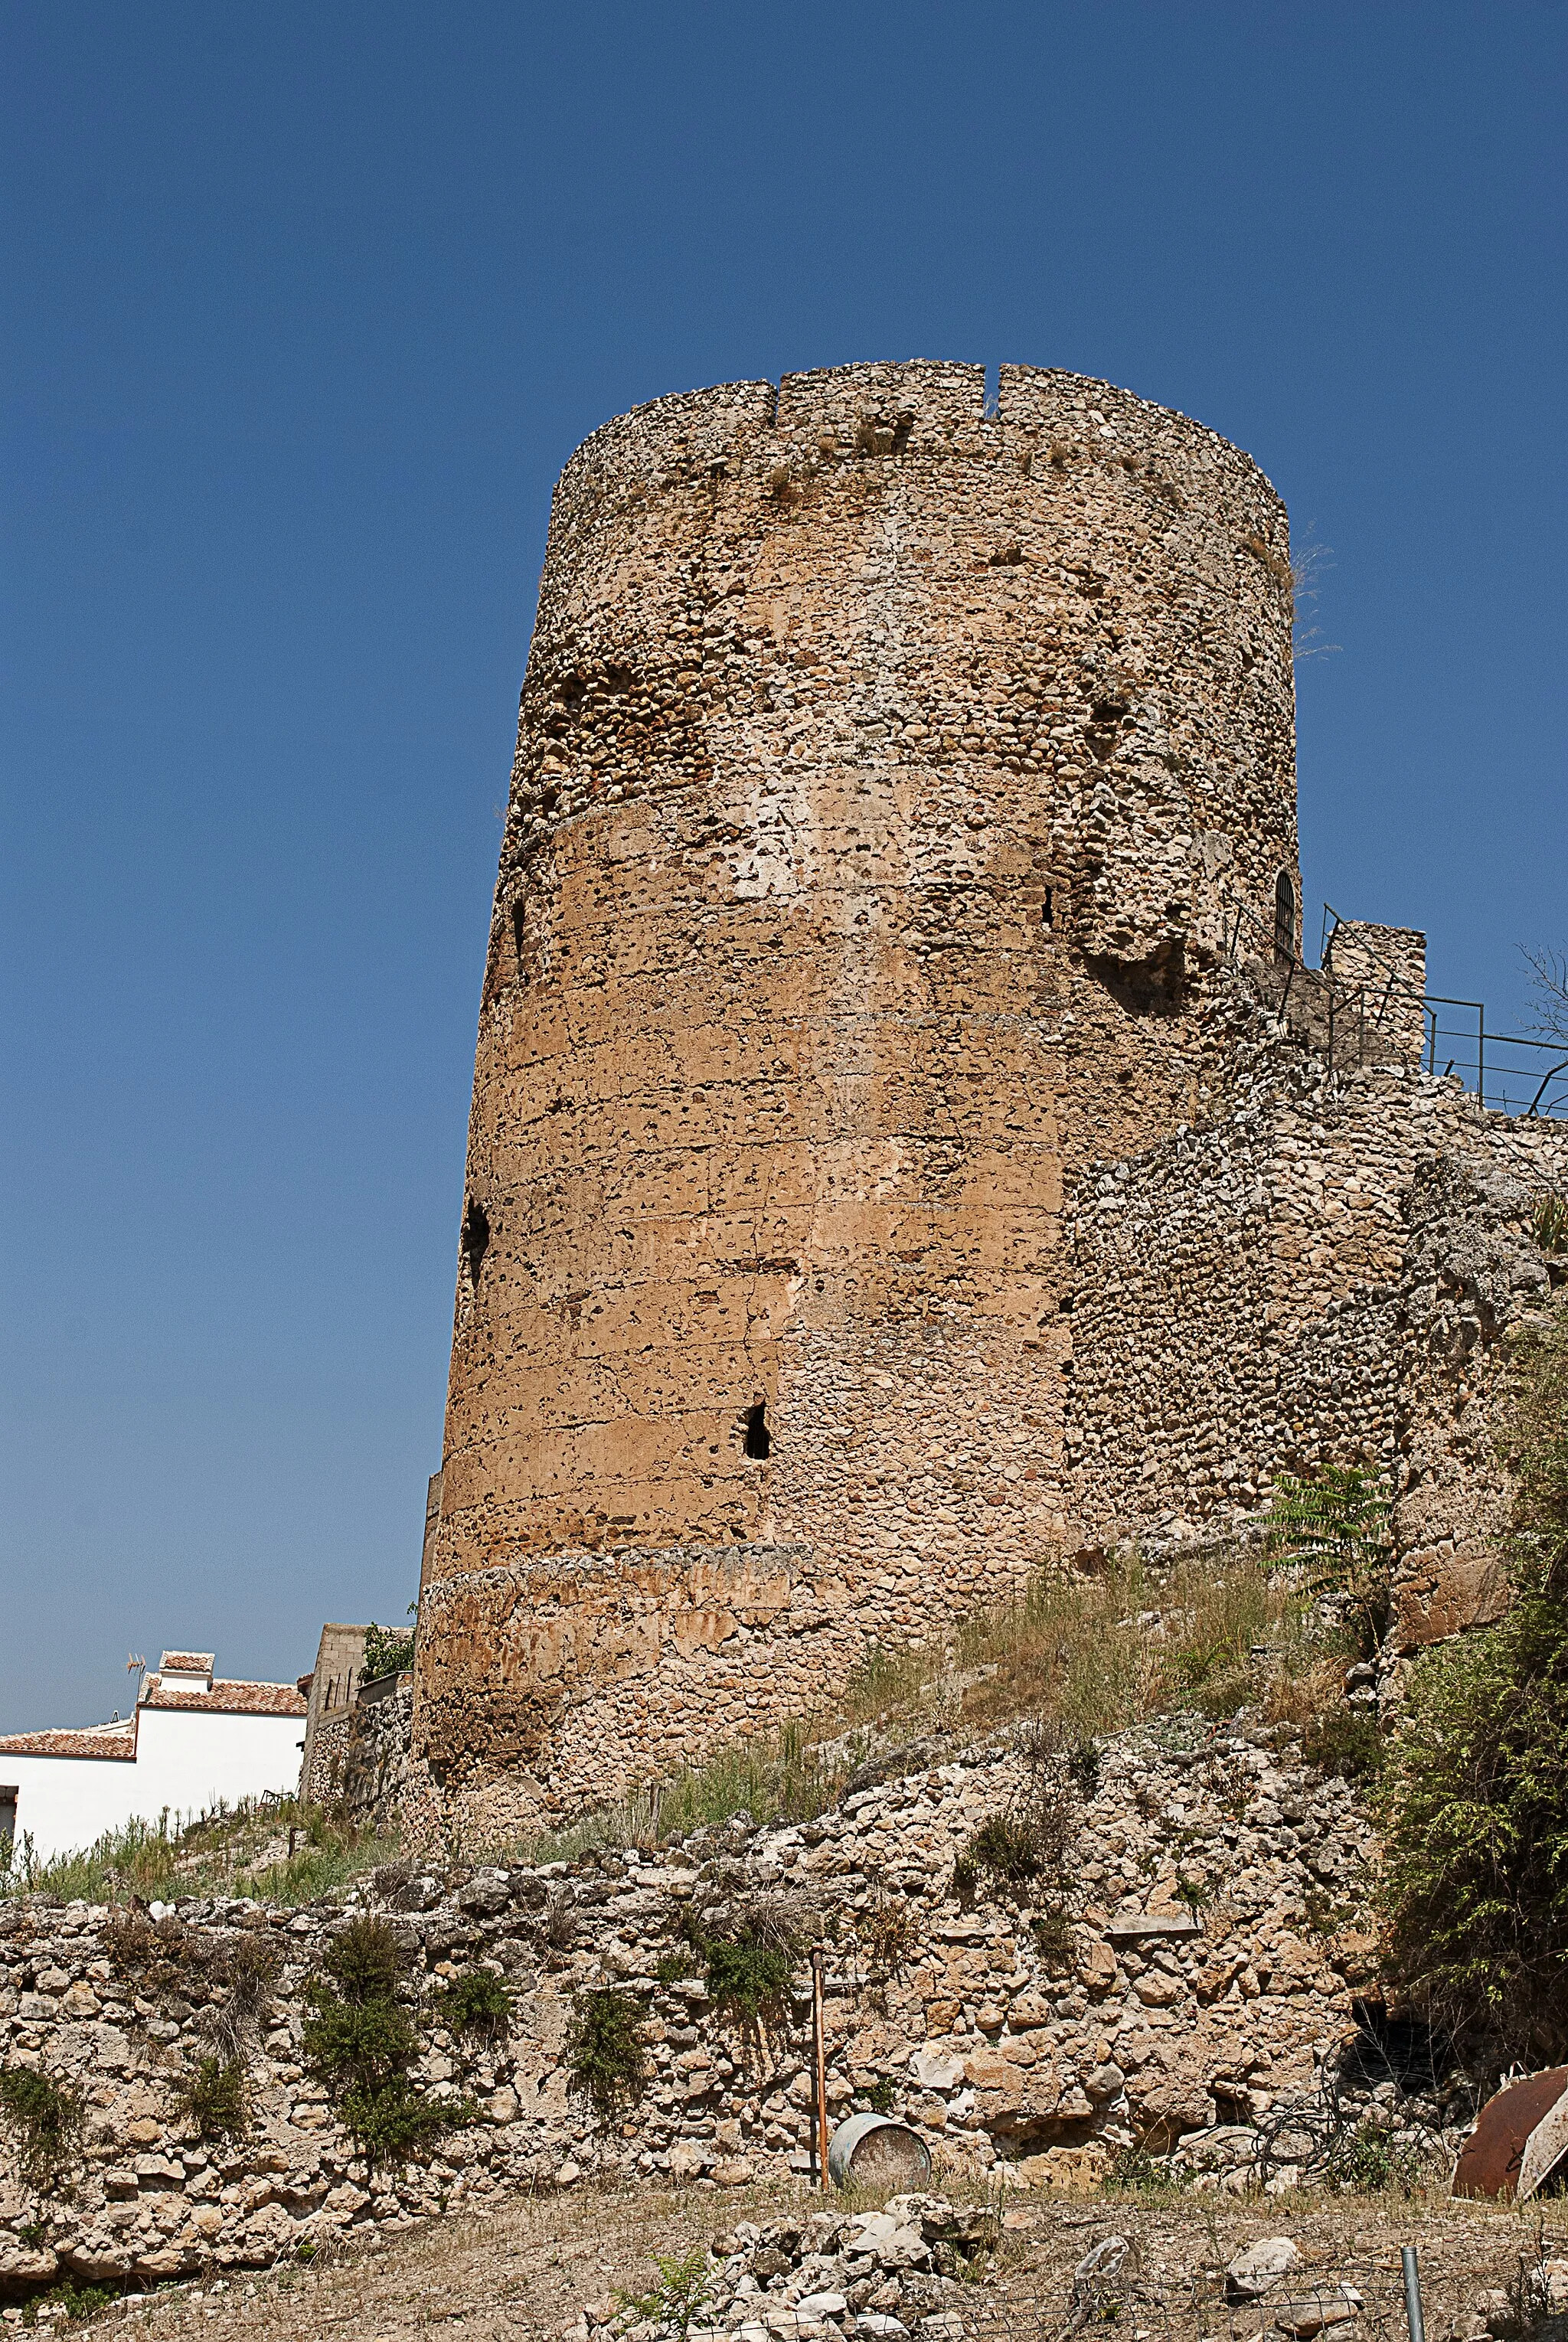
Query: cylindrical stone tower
xmin=413 ymin=362 xmax=1298 ymax=1835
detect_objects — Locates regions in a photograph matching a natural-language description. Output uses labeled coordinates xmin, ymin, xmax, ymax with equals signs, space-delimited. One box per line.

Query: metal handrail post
xmin=1478 ymin=1003 xmax=1485 ymax=1107
xmin=1402 ymin=2247 xmax=1426 ymax=2342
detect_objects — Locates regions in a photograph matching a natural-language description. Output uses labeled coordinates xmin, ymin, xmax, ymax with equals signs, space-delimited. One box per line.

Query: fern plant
xmin=1263 ymin=1465 xmax=1393 ymax=1653
xmin=614 ymin=2249 xmax=714 ymax=2339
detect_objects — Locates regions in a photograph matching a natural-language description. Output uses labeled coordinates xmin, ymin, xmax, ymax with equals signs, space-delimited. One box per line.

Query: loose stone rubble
xmin=0 ymin=1711 xmax=1468 ymax=2299
xmin=574 ymin=2195 xmax=1002 ymax=2342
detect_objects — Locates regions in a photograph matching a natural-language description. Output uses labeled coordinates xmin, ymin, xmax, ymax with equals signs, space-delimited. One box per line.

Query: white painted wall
xmin=2 ymin=1709 xmax=305 ymax=1867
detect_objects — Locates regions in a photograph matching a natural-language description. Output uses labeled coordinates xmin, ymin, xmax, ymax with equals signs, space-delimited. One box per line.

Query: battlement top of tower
xmin=549 ymin=360 xmax=1285 ymax=524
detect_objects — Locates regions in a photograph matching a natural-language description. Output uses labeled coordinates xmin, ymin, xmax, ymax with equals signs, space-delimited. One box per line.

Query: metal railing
xmin=1421 ymin=994 xmax=1568 ymax=1117
xmin=1222 ymin=890 xmax=1568 ymax=1119
xmin=1223 ymin=890 xmax=1400 ymax=1074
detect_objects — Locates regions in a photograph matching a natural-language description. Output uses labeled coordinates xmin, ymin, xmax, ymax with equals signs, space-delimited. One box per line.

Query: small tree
xmin=1264 ymin=1465 xmax=1392 ymax=1654
xmin=363 ymin=1605 xmax=416 ymax=1680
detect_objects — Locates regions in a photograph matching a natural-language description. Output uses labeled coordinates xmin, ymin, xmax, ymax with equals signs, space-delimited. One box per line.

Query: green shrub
xmin=19 ymin=2278 xmax=116 ymax=2327
xmin=681 ymin=1899 xmax=804 ymax=2025
xmin=433 ymin=1969 xmax=513 ymax=2042
xmin=1322 ymin=2119 xmax=1426 ymax=2197
xmin=652 ymin=1951 xmax=692 ymax=1984
xmin=1102 ymin=2146 xmax=1173 ymax=2197
xmin=703 ymin=1935 xmax=796 ymax=2021
xmin=173 ymin=2055 xmax=247 ymax=2139
xmin=564 ymin=1988 xmax=647 ymax=2125
xmin=962 ymin=1811 xmax=1041 ymax=1886
xmin=302 ymin=1996 xmax=420 ymax=2098
xmin=0 ymin=2067 xmax=83 ymax=2189
xmin=1380 ymin=1305 xmax=1568 ymax=2068
xmin=339 ymin=2079 xmax=469 ymax=2166
xmin=302 ymin=1918 xmax=466 ymax=2168
xmin=322 ymin=1916 xmax=404 ymax=2004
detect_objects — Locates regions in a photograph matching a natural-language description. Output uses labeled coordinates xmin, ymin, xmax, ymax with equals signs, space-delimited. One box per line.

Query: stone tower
xmin=413 ymin=362 xmax=1298 ymax=1837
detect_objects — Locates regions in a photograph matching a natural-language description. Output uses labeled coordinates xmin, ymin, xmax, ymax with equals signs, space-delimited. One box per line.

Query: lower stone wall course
xmin=0 ymin=1716 xmax=1436 ymax=2296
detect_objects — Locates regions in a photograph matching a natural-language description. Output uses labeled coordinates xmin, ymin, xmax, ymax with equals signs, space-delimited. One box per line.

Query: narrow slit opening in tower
xmin=1041 ymin=887 xmax=1054 ymax=927
xmin=461 ymin=1197 xmax=490 ymax=1288
xmin=743 ymin=1400 xmax=772 ymax=1460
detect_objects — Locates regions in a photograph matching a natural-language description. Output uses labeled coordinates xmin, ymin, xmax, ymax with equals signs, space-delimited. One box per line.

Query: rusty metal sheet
xmin=1520 ymin=2079 xmax=1568 ymax=2200
xmin=1453 ymin=2067 xmax=1568 ymax=2199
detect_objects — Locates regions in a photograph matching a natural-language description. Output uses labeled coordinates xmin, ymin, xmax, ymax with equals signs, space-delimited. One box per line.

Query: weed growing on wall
xmin=1380 ymin=1305 xmax=1568 ymax=2069
xmin=1029 ymin=1903 xmax=1076 ymax=1971
xmin=433 ymin=1970 xmax=513 ymax=2044
xmin=564 ymin=1988 xmax=648 ymax=2125
xmin=0 ymin=2066 xmax=83 ymax=2190
xmin=681 ymin=1896 xmax=805 ymax=2030
xmin=173 ymin=2055 xmax=248 ymax=2140
xmin=302 ymin=1916 xmax=473 ymax=2169
xmin=854 ymin=1888 xmax=918 ymax=1984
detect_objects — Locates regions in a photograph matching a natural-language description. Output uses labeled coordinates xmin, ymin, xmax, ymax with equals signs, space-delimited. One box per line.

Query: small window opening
xmin=461 ymin=1196 xmax=491 ymax=1288
xmin=1274 ymin=869 xmax=1296 ymax=962
xmin=1041 ymin=887 xmax=1054 ymax=927
xmin=743 ymin=1400 xmax=772 ymax=1460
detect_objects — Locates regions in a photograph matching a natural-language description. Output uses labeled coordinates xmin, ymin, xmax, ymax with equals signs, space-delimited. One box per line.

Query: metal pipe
xmin=1478 ymin=1003 xmax=1485 ymax=1108
xmin=1527 ymin=1061 xmax=1568 ymax=1118
xmin=812 ymin=1948 xmax=829 ymax=2190
xmin=1402 ymin=2246 xmax=1426 ymax=2342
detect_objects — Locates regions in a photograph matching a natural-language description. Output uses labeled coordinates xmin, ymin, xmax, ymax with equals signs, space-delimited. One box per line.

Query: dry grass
xmin=504 ymin=1547 xmax=1335 ymax=1867
xmin=87 ymin=2164 xmax=1563 ymax=2342
xmin=0 ymin=1797 xmax=399 ymax=1909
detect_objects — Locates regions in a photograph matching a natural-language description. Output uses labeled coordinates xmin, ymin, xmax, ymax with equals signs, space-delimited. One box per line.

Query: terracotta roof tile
xmin=141 ymin=1677 xmax=306 ymax=1718
xmin=0 ymin=1724 xmax=137 ymax=1762
xmin=158 ymin=1651 xmax=215 ymax=1674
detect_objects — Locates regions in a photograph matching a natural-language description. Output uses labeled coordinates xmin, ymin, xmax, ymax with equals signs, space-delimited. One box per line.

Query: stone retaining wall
xmin=0 ymin=1717 xmax=1427 ymax=2298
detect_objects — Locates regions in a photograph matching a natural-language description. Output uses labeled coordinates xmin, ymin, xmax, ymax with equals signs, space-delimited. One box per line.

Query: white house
xmin=0 ymin=1651 xmax=307 ymax=1867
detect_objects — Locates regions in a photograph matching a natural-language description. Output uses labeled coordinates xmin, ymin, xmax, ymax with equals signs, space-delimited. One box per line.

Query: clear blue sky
xmin=2 ymin=2 xmax=1564 ymax=1733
